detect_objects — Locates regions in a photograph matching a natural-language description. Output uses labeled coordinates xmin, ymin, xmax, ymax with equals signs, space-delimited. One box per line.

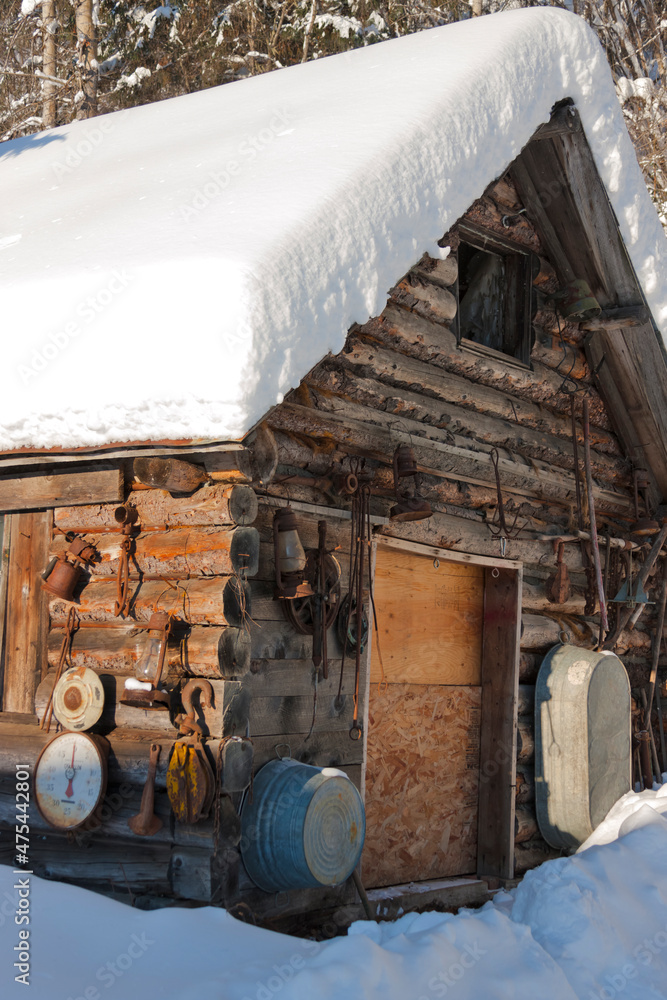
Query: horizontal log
xmin=515 ymin=804 xmax=538 ymax=844
xmin=521 ymin=579 xmax=588 ymax=614
xmin=515 ymin=765 xmax=535 ymax=804
xmin=373 ymin=304 xmax=611 ymax=429
xmin=519 ymin=652 xmax=541 ymax=683
xmin=411 ymin=253 xmax=458 ymax=287
xmin=517 ymin=716 xmax=534 ymax=763
xmin=269 ymin=400 xmax=631 ymax=514
xmin=306 ymin=365 xmax=628 ymax=484
xmin=394 ymin=277 xmax=457 ymax=321
xmin=250 ymin=732 xmax=364 ymax=770
xmin=520 ymin=612 xmax=651 ymax=653
xmin=47 ymin=625 xmax=251 ymax=679
xmin=0 ymin=463 xmax=123 ymax=513
xmin=341 ymin=328 xmax=620 ymax=457
xmin=35 ymin=674 xmax=250 ymax=739
xmin=55 ymin=484 xmax=258 ymax=530
xmin=378 ymin=511 xmax=600 ymax=574
xmin=531 ymin=330 xmax=589 ymax=381
xmin=51 ymin=525 xmax=260 ymax=579
xmin=49 ymin=576 xmax=251 ymax=626
xmin=514 ymin=840 xmax=562 ymax=874
xmin=581 ymin=305 xmax=649 ymax=331
xmin=517 ymin=684 xmax=535 ymax=716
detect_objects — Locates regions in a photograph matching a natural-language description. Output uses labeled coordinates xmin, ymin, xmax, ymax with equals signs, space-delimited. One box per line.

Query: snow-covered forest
xmin=1 ymin=0 xmax=666 ymax=222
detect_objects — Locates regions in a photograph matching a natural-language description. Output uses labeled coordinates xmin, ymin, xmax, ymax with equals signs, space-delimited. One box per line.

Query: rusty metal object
xmin=488 ymin=448 xmax=525 ymax=554
xmin=390 ymin=444 xmax=432 ymax=521
xmin=547 ymin=540 xmax=571 ymax=605
xmin=128 ymin=743 xmax=163 ymax=837
xmin=283 ymin=522 xmax=341 ymax=683
xmin=555 ymin=278 xmax=601 ymax=322
xmin=42 ymin=535 xmax=98 ymax=604
xmin=167 ymin=679 xmax=216 ymax=823
xmin=582 ymin=398 xmax=608 ymax=634
xmin=637 ymin=729 xmax=654 ymax=790
xmin=114 ymin=504 xmax=139 ymax=618
xmin=40 ymin=607 xmax=79 ymax=732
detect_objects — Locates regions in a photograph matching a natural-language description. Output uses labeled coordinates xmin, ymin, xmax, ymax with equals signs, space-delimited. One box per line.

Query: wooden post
xmin=2 ymin=512 xmax=51 ymax=713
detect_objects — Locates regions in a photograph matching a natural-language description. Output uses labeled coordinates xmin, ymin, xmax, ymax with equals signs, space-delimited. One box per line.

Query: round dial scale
xmin=35 ymin=732 xmax=108 ymax=831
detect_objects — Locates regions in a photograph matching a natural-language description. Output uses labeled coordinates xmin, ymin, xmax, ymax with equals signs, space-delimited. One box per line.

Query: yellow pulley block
xmin=166 ymin=741 xmax=214 ymax=825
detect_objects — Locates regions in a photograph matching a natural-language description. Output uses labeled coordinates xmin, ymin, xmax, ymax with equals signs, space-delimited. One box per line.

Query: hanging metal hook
xmin=487 ymin=449 xmax=526 ymax=550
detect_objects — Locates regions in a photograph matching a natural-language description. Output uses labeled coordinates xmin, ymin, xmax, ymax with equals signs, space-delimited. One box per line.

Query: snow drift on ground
xmin=2 ymin=785 xmax=667 ymax=999
xmin=1 ymin=7 xmax=667 ymax=450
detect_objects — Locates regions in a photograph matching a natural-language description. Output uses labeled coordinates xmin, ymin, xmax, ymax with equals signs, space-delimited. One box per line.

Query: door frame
xmin=362 ymin=535 xmax=522 ymax=881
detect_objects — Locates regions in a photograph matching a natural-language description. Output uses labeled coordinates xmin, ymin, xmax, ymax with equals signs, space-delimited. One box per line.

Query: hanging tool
xmin=488 ymin=449 xmax=525 ymax=556
xmin=338 ymin=486 xmax=373 ymax=740
xmin=128 ymin=743 xmax=162 ymax=837
xmin=40 ymin=607 xmax=79 ymax=733
xmin=570 ymin=396 xmax=596 ymax=616
xmin=604 ymin=524 xmax=667 ymax=650
xmin=283 ymin=522 xmax=341 ymax=679
xmin=582 ymin=397 xmax=608 ymax=634
xmin=611 ymin=547 xmax=652 ymax=609
xmin=114 ymin=504 xmax=139 ymax=617
xmin=546 ymin=540 xmax=571 ymax=605
xmin=167 ymin=679 xmax=216 ymax=824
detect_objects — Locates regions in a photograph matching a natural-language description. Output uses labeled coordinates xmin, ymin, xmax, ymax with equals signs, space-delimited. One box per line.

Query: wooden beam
xmin=0 ymin=464 xmax=123 ymax=512
xmin=2 ymin=511 xmax=51 ymax=712
xmin=477 ymin=565 xmax=521 ymax=880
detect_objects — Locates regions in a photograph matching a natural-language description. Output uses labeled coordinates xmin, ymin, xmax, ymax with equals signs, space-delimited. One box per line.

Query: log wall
xmin=0 ymin=167 xmax=659 ymax=923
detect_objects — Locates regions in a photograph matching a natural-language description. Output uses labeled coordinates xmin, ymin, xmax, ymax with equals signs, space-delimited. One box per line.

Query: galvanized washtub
xmin=535 ymin=643 xmax=631 ymax=851
xmin=240 ymin=759 xmax=365 ymax=892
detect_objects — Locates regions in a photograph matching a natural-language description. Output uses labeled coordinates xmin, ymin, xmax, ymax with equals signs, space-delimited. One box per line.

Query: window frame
xmin=455 ymin=222 xmax=535 ymax=369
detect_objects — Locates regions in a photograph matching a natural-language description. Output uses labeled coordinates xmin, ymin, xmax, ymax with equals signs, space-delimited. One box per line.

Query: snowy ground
xmin=2 ymin=785 xmax=667 ymax=999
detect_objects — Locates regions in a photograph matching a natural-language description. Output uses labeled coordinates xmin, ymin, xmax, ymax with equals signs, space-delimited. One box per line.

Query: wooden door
xmin=362 ymin=546 xmax=484 ymax=887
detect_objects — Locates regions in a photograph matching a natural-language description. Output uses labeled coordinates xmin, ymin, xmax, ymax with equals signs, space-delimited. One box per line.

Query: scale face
xmin=34 ymin=732 xmax=108 ymax=830
xmin=52 ymin=666 xmax=105 ymax=731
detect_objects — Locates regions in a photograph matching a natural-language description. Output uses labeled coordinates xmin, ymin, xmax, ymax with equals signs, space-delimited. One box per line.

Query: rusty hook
xmin=487 ymin=448 xmax=526 ymax=543
xmin=177 ymin=679 xmax=213 ymax=738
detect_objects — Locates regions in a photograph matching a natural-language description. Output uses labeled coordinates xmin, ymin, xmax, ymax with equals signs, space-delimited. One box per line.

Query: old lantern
xmin=121 ymin=611 xmax=172 ymax=710
xmin=273 ymin=506 xmax=313 ymax=599
xmin=390 ymin=444 xmax=432 ymax=521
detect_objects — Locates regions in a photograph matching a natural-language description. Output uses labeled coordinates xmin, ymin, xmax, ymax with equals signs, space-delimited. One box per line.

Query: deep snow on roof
xmin=1 ymin=7 xmax=666 ymax=450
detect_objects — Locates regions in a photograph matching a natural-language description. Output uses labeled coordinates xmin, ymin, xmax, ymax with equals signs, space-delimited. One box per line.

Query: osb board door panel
xmin=362 ymin=684 xmax=481 ymax=888
xmin=363 ymin=547 xmax=483 ymax=888
xmin=370 ymin=548 xmax=483 ymax=686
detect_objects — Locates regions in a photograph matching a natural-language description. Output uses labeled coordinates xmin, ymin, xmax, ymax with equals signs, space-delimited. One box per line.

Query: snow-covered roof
xmin=2 ymin=7 xmax=667 ymax=452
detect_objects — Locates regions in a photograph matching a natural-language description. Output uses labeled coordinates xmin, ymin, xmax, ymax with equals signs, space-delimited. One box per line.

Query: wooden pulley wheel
xmin=166 ymin=742 xmax=215 ymax=824
xmin=52 ymin=666 xmax=105 ymax=732
xmin=283 ymin=550 xmax=341 ymax=635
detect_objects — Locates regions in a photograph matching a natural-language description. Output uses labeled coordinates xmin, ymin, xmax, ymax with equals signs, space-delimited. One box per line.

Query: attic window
xmin=456 ymin=224 xmax=533 ymax=367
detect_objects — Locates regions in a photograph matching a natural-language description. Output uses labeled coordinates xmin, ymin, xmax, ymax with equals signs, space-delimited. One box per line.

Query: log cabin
xmin=1 ymin=8 xmax=667 ymax=932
